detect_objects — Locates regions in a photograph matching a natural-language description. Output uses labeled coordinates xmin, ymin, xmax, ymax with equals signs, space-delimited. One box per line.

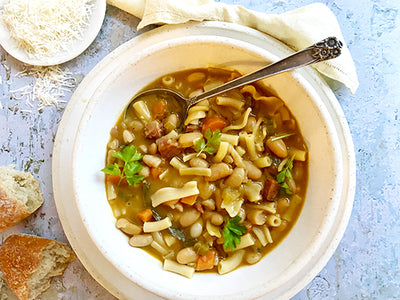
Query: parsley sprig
xmin=222 ymin=216 xmax=247 ymax=251
xmin=276 ymin=155 xmax=295 ymax=195
xmin=102 ymin=145 xmax=145 ymax=186
xmin=193 ymin=128 xmax=221 ymax=156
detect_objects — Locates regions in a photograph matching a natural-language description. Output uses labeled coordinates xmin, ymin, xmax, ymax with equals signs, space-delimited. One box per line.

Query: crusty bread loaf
xmin=0 ymin=234 xmax=76 ymax=300
xmin=0 ymin=165 xmax=44 ymax=230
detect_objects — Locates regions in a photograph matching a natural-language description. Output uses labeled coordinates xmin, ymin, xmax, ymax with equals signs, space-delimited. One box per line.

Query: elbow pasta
xmin=103 ymin=67 xmax=308 ymax=277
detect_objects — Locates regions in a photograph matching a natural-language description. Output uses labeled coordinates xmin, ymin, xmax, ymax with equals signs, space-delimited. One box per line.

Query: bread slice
xmin=0 ymin=165 xmax=44 ymax=230
xmin=0 ymin=234 xmax=76 ymax=300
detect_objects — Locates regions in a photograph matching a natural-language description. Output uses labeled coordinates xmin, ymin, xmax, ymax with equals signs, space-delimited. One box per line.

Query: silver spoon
xmin=124 ymin=37 xmax=342 ymax=123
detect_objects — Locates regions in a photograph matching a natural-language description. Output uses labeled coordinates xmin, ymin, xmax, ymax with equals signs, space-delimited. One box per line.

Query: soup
xmin=102 ymin=67 xmax=308 ymax=278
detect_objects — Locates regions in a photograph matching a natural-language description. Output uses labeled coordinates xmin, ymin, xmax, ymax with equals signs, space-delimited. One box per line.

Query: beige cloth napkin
xmin=106 ymin=0 xmax=359 ymax=93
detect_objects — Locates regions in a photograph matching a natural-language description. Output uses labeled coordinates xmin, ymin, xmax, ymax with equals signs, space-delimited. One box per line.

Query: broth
xmin=103 ymin=67 xmax=308 ymax=277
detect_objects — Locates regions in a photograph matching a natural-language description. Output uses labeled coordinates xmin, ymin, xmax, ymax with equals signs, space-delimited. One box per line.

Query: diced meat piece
xmin=156 ymin=136 xmax=181 ymax=158
xmin=194 ymin=202 xmax=204 ymax=214
xmin=263 ymin=178 xmax=280 ymax=201
xmin=185 ymin=124 xmax=200 ymax=133
xmin=144 ymin=120 xmax=164 ymax=140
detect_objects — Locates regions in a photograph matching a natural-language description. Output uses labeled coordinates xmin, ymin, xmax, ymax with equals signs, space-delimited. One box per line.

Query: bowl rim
xmin=72 ymin=34 xmax=343 ymax=299
xmin=53 ymin=21 xmax=356 ymax=300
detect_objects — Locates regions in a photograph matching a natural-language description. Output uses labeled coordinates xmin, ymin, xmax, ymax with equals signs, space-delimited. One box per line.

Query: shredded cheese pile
xmin=1 ymin=0 xmax=93 ymax=59
xmin=11 ymin=66 xmax=75 ymax=110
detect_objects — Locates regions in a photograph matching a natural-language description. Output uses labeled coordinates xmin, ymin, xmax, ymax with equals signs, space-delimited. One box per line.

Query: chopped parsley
xmin=193 ymin=128 xmax=221 ymax=155
xmin=102 ymin=145 xmax=145 ymax=186
xmin=276 ymin=154 xmax=295 ymax=195
xmin=222 ymin=216 xmax=247 ymax=251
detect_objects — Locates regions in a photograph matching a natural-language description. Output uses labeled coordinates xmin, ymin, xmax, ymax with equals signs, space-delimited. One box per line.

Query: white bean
xmin=189 ymin=157 xmax=209 ymax=168
xmin=110 ymin=126 xmax=118 ymax=137
xmin=123 ymin=129 xmax=134 ymax=144
xmin=116 ymin=218 xmax=142 ymax=235
xmin=179 ymin=208 xmax=201 ymax=227
xmin=143 ymin=154 xmax=162 ymax=168
xmin=179 ymin=132 xmax=203 ymax=148
xmin=207 ymin=163 xmax=233 ymax=181
xmin=210 ymin=213 xmax=224 ymax=226
xmin=148 ymin=143 xmax=158 ymax=155
xmin=201 ymin=199 xmax=216 ymax=210
xmin=243 ymin=160 xmax=262 ymax=180
xmin=138 ymin=165 xmax=150 ymax=177
xmin=224 ymin=167 xmax=246 ymax=188
xmin=129 ymin=234 xmax=153 ymax=247
xmin=107 ymin=138 xmax=119 ymax=150
xmin=130 ymin=120 xmax=144 ymax=132
xmin=177 ymin=247 xmax=199 ymax=264
xmin=190 ymin=221 xmax=203 ymax=238
xmin=266 ymin=137 xmax=288 ymax=158
xmin=245 ymin=251 xmax=262 ymax=264
xmin=164 ymin=114 xmax=179 ymax=132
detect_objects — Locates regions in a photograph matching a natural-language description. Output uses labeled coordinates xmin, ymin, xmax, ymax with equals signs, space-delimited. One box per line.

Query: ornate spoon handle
xmin=189 ymin=37 xmax=343 ymax=106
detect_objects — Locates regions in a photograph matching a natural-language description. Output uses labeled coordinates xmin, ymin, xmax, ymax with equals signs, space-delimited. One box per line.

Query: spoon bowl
xmin=124 ymin=36 xmax=342 ymax=124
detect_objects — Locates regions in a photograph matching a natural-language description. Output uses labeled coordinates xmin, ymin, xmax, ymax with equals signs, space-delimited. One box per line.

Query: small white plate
xmin=0 ymin=0 xmax=106 ymax=66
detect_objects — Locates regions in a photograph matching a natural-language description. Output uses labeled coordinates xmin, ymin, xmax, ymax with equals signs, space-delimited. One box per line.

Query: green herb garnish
xmin=280 ymin=181 xmax=293 ymax=195
xmin=222 ymin=216 xmax=247 ymax=251
xmin=270 ymin=133 xmax=295 ymax=142
xmin=276 ymin=154 xmax=295 ymax=194
xmin=102 ymin=145 xmax=145 ymax=186
xmin=152 ymin=209 xmax=188 ymax=242
xmin=193 ymin=128 xmax=221 ymax=155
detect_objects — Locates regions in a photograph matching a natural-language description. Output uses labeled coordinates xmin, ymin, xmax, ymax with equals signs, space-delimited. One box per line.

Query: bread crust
xmin=0 ymin=166 xmax=44 ymax=231
xmin=0 ymin=234 xmax=76 ymax=300
xmin=0 ymin=188 xmax=30 ymax=230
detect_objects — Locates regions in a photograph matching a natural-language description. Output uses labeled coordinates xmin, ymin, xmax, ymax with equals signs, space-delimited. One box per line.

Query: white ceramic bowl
xmin=53 ymin=22 xmax=355 ymax=299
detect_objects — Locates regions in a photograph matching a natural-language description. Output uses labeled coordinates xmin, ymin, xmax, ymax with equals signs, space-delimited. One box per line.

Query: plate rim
xmin=52 ymin=21 xmax=356 ymax=300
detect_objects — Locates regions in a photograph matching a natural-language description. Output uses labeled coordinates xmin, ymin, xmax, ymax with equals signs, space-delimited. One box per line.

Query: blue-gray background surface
xmin=0 ymin=0 xmax=399 ymax=299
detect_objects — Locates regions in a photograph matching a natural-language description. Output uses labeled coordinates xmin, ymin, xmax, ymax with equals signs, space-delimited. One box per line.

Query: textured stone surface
xmin=0 ymin=0 xmax=399 ymax=299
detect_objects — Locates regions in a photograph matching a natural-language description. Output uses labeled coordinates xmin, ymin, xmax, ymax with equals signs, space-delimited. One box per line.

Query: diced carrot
xmin=201 ymin=115 xmax=228 ymax=134
xmin=152 ymin=100 xmax=167 ymax=120
xmin=196 ymin=249 xmax=216 ymax=271
xmin=150 ymin=167 xmax=164 ymax=180
xmin=244 ymin=222 xmax=253 ymax=232
xmin=137 ymin=208 xmax=153 ymax=223
xmin=180 ymin=194 xmax=198 ymax=205
xmin=106 ymin=174 xmax=127 ymax=185
xmin=107 ymin=174 xmax=120 ymax=185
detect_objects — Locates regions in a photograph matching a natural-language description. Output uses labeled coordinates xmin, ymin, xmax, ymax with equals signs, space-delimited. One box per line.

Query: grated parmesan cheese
xmin=12 ymin=66 xmax=75 ymax=109
xmin=1 ymin=0 xmax=93 ymax=59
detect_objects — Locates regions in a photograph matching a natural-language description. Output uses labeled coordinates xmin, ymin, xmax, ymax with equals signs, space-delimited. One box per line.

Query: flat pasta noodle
xmin=151 ymin=181 xmax=199 ymax=207
xmin=222 ymin=107 xmax=252 ymax=132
